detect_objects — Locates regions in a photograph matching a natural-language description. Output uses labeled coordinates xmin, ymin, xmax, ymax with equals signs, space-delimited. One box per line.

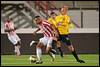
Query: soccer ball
xmin=29 ymin=55 xmax=37 ymax=63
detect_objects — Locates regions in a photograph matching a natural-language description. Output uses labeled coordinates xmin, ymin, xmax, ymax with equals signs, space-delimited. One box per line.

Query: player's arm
xmin=4 ymin=29 xmax=10 ymax=32
xmin=4 ymin=29 xmax=15 ymax=32
xmin=69 ymin=18 xmax=73 ymax=24
xmin=33 ymin=28 xmax=40 ymax=35
xmin=51 ymin=24 xmax=59 ymax=37
xmin=4 ymin=24 xmax=14 ymax=32
xmin=4 ymin=24 xmax=10 ymax=32
xmin=69 ymin=19 xmax=76 ymax=28
xmin=48 ymin=18 xmax=59 ymax=37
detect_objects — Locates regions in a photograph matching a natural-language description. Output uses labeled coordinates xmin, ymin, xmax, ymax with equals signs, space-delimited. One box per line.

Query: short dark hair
xmin=34 ymin=15 xmax=40 ymax=19
xmin=50 ymin=12 xmax=55 ymax=15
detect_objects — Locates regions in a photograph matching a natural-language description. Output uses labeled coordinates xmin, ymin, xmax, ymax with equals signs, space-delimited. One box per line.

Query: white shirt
xmin=4 ymin=21 xmax=16 ymax=36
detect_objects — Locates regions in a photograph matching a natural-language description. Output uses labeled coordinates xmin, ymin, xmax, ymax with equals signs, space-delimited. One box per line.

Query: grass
xmin=1 ymin=54 xmax=99 ymax=66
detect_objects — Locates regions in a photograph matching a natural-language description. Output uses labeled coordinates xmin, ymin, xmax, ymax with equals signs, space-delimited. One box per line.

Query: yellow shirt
xmin=48 ymin=17 xmax=57 ymax=28
xmin=55 ymin=15 xmax=70 ymax=35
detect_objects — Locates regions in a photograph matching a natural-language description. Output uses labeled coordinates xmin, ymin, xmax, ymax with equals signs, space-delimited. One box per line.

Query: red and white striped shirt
xmin=4 ymin=21 xmax=16 ymax=36
xmin=37 ymin=20 xmax=54 ymax=37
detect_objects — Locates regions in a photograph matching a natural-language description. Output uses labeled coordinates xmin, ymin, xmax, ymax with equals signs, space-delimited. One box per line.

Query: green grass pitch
xmin=1 ymin=54 xmax=99 ymax=66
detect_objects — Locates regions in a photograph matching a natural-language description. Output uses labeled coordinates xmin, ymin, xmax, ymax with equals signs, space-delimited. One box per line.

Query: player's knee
xmin=46 ymin=48 xmax=49 ymax=53
xmin=46 ymin=47 xmax=51 ymax=53
xmin=36 ymin=43 xmax=43 ymax=48
xmin=19 ymin=41 xmax=21 ymax=44
xmin=16 ymin=41 xmax=21 ymax=46
xmin=57 ymin=44 xmax=61 ymax=48
xmin=68 ymin=45 xmax=74 ymax=51
xmin=71 ymin=47 xmax=74 ymax=51
xmin=15 ymin=43 xmax=18 ymax=46
xmin=36 ymin=44 xmax=40 ymax=48
xmin=17 ymin=45 xmax=21 ymax=48
xmin=57 ymin=41 xmax=61 ymax=47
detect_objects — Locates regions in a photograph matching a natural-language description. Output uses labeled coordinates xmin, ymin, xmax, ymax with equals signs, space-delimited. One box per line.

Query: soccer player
xmin=48 ymin=12 xmax=63 ymax=58
xmin=33 ymin=16 xmax=58 ymax=64
xmin=54 ymin=6 xmax=85 ymax=63
xmin=4 ymin=18 xmax=21 ymax=56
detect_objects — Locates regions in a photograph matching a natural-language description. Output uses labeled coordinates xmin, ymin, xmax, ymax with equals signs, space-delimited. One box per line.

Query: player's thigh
xmin=45 ymin=37 xmax=53 ymax=52
xmin=61 ymin=35 xmax=71 ymax=46
xmin=56 ymin=41 xmax=62 ymax=47
xmin=8 ymin=35 xmax=18 ymax=45
xmin=39 ymin=37 xmax=49 ymax=46
xmin=67 ymin=45 xmax=74 ymax=51
xmin=14 ymin=34 xmax=21 ymax=41
xmin=47 ymin=37 xmax=53 ymax=48
xmin=36 ymin=42 xmax=44 ymax=48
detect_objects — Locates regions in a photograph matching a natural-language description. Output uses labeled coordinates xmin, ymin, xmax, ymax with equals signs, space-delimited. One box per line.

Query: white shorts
xmin=39 ymin=37 xmax=53 ymax=48
xmin=8 ymin=34 xmax=21 ymax=45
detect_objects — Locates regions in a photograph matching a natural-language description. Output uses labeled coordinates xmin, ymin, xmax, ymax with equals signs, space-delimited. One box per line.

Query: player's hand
xmin=54 ymin=31 xmax=59 ymax=37
xmin=57 ymin=22 xmax=62 ymax=26
xmin=33 ymin=32 xmax=36 ymax=36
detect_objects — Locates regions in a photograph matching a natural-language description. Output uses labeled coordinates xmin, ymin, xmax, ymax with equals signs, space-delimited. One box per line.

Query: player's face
xmin=61 ymin=6 xmax=68 ymax=15
xmin=51 ymin=14 xmax=56 ymax=19
xmin=34 ymin=17 xmax=42 ymax=24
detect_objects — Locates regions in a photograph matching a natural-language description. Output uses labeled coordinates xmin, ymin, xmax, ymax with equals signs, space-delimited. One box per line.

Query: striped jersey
xmin=37 ymin=20 xmax=54 ymax=37
xmin=4 ymin=21 xmax=16 ymax=36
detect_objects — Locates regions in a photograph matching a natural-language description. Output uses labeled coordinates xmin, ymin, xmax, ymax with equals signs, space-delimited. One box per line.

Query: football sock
xmin=14 ymin=46 xmax=17 ymax=53
xmin=72 ymin=50 xmax=85 ymax=63
xmin=16 ymin=46 xmax=21 ymax=55
xmin=72 ymin=50 xmax=79 ymax=61
xmin=50 ymin=49 xmax=56 ymax=54
xmin=57 ymin=47 xmax=63 ymax=57
xmin=48 ymin=51 xmax=55 ymax=61
xmin=36 ymin=48 xmax=42 ymax=61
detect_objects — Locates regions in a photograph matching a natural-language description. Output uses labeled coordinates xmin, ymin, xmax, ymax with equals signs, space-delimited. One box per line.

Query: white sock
xmin=51 ymin=52 xmax=55 ymax=59
xmin=36 ymin=48 xmax=42 ymax=61
xmin=16 ymin=46 xmax=21 ymax=55
xmin=14 ymin=46 xmax=17 ymax=53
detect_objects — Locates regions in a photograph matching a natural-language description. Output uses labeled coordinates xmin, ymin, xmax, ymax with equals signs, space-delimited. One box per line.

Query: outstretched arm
xmin=51 ymin=24 xmax=59 ymax=37
xmin=33 ymin=28 xmax=40 ymax=35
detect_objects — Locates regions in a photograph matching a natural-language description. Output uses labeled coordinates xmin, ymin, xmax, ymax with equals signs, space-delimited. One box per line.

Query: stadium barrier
xmin=1 ymin=28 xmax=99 ymax=55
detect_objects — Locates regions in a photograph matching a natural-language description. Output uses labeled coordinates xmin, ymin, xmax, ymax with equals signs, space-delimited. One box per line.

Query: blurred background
xmin=1 ymin=1 xmax=99 ymax=28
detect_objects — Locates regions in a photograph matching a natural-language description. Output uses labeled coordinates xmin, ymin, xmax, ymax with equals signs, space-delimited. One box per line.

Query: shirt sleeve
xmin=4 ymin=23 xmax=8 ymax=29
xmin=48 ymin=18 xmax=53 ymax=25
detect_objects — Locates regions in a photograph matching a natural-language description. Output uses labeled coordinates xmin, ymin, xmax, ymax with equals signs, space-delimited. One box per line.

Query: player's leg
xmin=36 ymin=42 xmax=44 ymax=63
xmin=14 ymin=44 xmax=21 ymax=56
xmin=15 ymin=34 xmax=21 ymax=56
xmin=46 ymin=37 xmax=56 ymax=62
xmin=63 ymin=35 xmax=85 ymax=63
xmin=50 ymin=40 xmax=57 ymax=55
xmin=56 ymin=40 xmax=63 ymax=58
xmin=67 ymin=44 xmax=85 ymax=63
xmin=36 ymin=37 xmax=47 ymax=64
xmin=8 ymin=35 xmax=20 ymax=56
xmin=15 ymin=42 xmax=21 ymax=56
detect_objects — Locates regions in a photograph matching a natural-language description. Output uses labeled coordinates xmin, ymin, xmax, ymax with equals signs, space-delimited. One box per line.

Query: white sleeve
xmin=4 ymin=23 xmax=8 ymax=29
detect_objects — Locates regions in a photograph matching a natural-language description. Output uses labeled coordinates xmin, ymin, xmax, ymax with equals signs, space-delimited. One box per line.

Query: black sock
xmin=57 ymin=47 xmax=63 ymax=57
xmin=48 ymin=51 xmax=53 ymax=58
xmin=52 ymin=40 xmax=56 ymax=49
xmin=48 ymin=51 xmax=55 ymax=62
xmin=72 ymin=50 xmax=80 ymax=61
xmin=50 ymin=49 xmax=56 ymax=54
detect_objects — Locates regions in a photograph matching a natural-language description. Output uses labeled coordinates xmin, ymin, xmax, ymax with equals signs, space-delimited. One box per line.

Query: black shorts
xmin=58 ymin=35 xmax=71 ymax=46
